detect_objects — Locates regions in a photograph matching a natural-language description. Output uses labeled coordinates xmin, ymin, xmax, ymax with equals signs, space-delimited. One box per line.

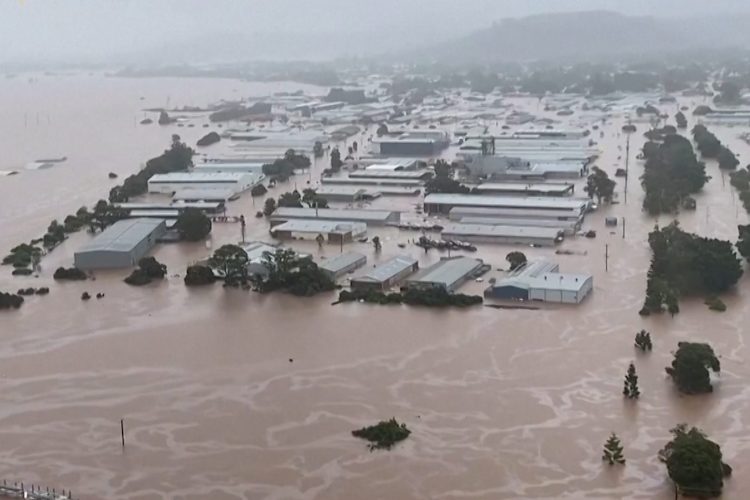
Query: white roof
xmin=442 ymin=223 xmax=563 ymax=240
xmin=149 ymin=172 xmax=250 ymax=183
xmin=425 ymin=194 xmax=588 ymax=211
xmin=493 ymin=260 xmax=592 ymax=293
xmin=271 ymin=219 xmax=366 ymax=235
xmin=77 ymin=218 xmax=164 ymax=253
xmin=354 ymin=256 xmax=418 ymax=283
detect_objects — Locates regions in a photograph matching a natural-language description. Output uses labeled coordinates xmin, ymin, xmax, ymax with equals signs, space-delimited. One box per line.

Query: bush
xmin=339 ymin=287 xmax=483 ymax=308
xmin=138 ymin=257 xmax=167 ymax=278
xmin=705 ymin=296 xmax=726 ymax=312
xmin=53 ymin=267 xmax=87 ymax=281
xmin=196 ymin=131 xmax=220 ymax=147
xmin=352 ymin=418 xmax=411 ymax=451
xmin=0 ymin=292 xmax=24 ymax=309
xmin=251 ymin=184 xmax=267 ymax=197
xmin=184 ymin=265 xmax=216 ymax=286
xmin=124 ymin=269 xmax=152 ymax=286
xmin=175 ymin=208 xmax=212 ymax=241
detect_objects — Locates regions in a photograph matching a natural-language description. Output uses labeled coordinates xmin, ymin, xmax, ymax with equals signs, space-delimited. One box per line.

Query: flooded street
xmin=2 ymin=75 xmax=750 ymax=499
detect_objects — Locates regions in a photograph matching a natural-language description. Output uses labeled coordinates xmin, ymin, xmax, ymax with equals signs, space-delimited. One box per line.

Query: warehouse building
xmin=441 ymin=223 xmax=564 ymax=246
xmin=74 ymin=218 xmax=166 ymax=269
xmin=372 ymin=130 xmax=450 ymax=156
xmin=349 ymin=170 xmax=433 ymax=181
xmin=423 ymin=194 xmax=590 ymax=215
xmin=270 ymin=207 xmax=400 ymax=226
xmin=314 ymin=186 xmax=382 ymax=202
xmin=172 ymin=188 xmax=238 ymax=203
xmin=319 ymin=252 xmax=367 ymax=281
xmin=192 ymin=162 xmax=265 ymax=175
xmin=322 ymin=177 xmax=424 ymax=187
xmin=485 ymin=260 xmax=593 ymax=304
xmin=351 ymin=256 xmax=419 ymax=291
xmin=147 ymin=172 xmax=264 ymax=195
xmin=404 ymin=257 xmax=484 ymax=292
xmin=457 ymin=216 xmax=579 ymax=235
xmin=470 ymin=182 xmax=575 ymax=197
xmin=270 ymin=219 xmax=366 ymax=243
xmin=448 ymin=206 xmax=584 ymax=223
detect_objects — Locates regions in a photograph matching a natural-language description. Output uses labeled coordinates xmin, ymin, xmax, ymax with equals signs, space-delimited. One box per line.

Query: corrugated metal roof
xmin=492 ymin=260 xmax=592 ymax=293
xmin=271 ymin=219 xmax=366 ymax=235
xmin=406 ymin=257 xmax=483 ymax=287
xmin=271 ymin=207 xmax=398 ymax=222
xmin=442 ymin=223 xmax=563 ymax=239
xmin=354 ymin=256 xmax=417 ymax=283
xmin=319 ymin=252 xmax=367 ymax=273
xmin=77 ymin=218 xmax=164 ymax=253
xmin=426 ymin=194 xmax=588 ymax=211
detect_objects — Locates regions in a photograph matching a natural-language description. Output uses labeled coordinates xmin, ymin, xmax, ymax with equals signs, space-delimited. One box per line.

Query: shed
xmin=404 ymin=257 xmax=484 ymax=292
xmin=350 ymin=256 xmax=419 ymax=292
xmin=319 ymin=252 xmax=367 ymax=280
xmin=74 ymin=218 xmax=166 ymax=269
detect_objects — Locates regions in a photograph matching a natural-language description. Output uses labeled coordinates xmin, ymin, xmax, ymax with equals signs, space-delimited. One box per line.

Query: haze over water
xmin=0 ymin=72 xmax=748 ymax=499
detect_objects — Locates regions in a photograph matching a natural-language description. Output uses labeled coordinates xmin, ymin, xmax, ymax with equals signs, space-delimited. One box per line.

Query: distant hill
xmin=422 ymin=11 xmax=750 ymax=63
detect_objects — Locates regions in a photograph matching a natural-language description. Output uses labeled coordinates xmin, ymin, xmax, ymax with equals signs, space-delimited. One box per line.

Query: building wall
xmin=74 ymin=222 xmax=164 ymax=269
xmin=440 ymin=233 xmax=558 ymax=247
xmin=484 ymin=285 xmax=529 ymax=301
xmin=379 ymin=142 xmax=437 ymax=157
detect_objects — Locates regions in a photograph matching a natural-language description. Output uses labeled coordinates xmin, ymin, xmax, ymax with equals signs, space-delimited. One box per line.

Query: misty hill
xmin=427 ymin=11 xmax=750 ymax=63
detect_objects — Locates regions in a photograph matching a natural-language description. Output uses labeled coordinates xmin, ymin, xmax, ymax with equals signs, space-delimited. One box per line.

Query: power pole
xmin=622 ymin=217 xmax=626 ymax=239
xmin=624 ymin=133 xmax=630 ymax=205
xmin=605 ymin=244 xmax=609 ymax=272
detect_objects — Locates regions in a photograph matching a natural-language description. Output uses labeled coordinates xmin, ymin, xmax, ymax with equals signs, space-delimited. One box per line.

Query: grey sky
xmin=2 ymin=0 xmax=750 ymax=63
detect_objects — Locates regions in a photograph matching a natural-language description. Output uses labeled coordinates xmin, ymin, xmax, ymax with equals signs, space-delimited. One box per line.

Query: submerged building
xmin=350 ymin=256 xmax=419 ymax=292
xmin=485 ymin=260 xmax=593 ymax=304
xmin=404 ymin=257 xmax=484 ymax=292
xmin=74 ymin=218 xmax=166 ymax=269
xmin=270 ymin=219 xmax=366 ymax=243
xmin=318 ymin=252 xmax=367 ymax=281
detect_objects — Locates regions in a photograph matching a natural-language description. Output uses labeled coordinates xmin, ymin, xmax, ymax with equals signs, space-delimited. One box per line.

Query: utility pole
xmin=622 ymin=218 xmax=626 ymax=239
xmin=624 ymin=133 xmax=630 ymax=205
xmin=121 ymin=418 xmax=125 ymax=448
xmin=605 ymin=244 xmax=609 ymax=272
xmin=240 ymin=215 xmax=246 ymax=244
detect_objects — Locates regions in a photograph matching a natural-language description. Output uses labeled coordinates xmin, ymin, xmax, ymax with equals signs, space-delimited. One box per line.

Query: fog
xmin=2 ymin=0 xmax=750 ymax=64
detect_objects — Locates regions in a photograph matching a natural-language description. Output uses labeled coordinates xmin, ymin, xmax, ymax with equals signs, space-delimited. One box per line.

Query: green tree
xmin=602 ymin=433 xmax=625 ymax=465
xmin=208 ymin=244 xmax=249 ymax=286
xmin=505 ymin=251 xmax=527 ymax=271
xmin=585 ymin=167 xmax=616 ymax=204
xmin=313 ymin=141 xmax=324 ymax=158
xmin=659 ymin=424 xmax=731 ymax=498
xmin=634 ymin=330 xmax=652 ymax=351
xmin=372 ymin=235 xmax=382 ymax=252
xmin=175 ymin=208 xmax=212 ymax=241
xmin=665 ymin=342 xmax=720 ymax=394
xmin=330 ymin=147 xmax=343 ymax=171
xmin=623 ymin=363 xmax=640 ymax=399
xmin=675 ymin=111 xmax=687 ymax=129
xmin=278 ymin=191 xmax=303 ymax=208
xmin=717 ymin=146 xmax=739 ymax=170
xmin=263 ymin=198 xmax=277 ymax=216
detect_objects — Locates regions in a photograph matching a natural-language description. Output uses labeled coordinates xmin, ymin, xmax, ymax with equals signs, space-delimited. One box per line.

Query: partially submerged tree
xmin=623 ymin=363 xmax=640 ymax=399
xmin=602 ymin=433 xmax=625 ymax=465
xmin=665 ymin=342 xmax=720 ymax=394
xmin=175 ymin=208 xmax=212 ymax=241
xmin=505 ymin=251 xmax=527 ymax=271
xmin=208 ymin=244 xmax=249 ymax=286
xmin=634 ymin=330 xmax=652 ymax=352
xmin=352 ymin=418 xmax=411 ymax=451
xmin=659 ymin=424 xmax=731 ymax=498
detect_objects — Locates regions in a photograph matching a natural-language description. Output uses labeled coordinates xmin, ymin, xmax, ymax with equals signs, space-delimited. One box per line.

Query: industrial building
xmin=270 ymin=207 xmax=400 ymax=226
xmin=349 ymin=170 xmax=433 ymax=181
xmin=457 ymin=216 xmax=579 ymax=235
xmin=318 ymin=252 xmax=367 ymax=280
xmin=485 ymin=260 xmax=593 ymax=304
xmin=404 ymin=257 xmax=484 ymax=292
xmin=314 ymin=186 xmax=382 ymax=202
xmin=116 ymin=201 xmax=226 ymax=215
xmin=471 ymin=182 xmax=575 ymax=197
xmin=423 ymin=194 xmax=590 ymax=215
xmin=372 ymin=130 xmax=450 ymax=156
xmin=147 ymin=172 xmax=264 ymax=195
xmin=441 ymin=223 xmax=564 ymax=246
xmin=322 ymin=177 xmax=424 ymax=187
xmin=350 ymin=256 xmax=419 ymax=291
xmin=192 ymin=162 xmax=265 ymax=175
xmin=74 ymin=218 xmax=166 ymax=270
xmin=172 ymin=188 xmax=238 ymax=202
xmin=461 ymin=155 xmax=587 ymax=180
xmin=239 ymin=241 xmax=280 ymax=278
xmin=270 ymin=219 xmax=366 ymax=243
xmin=448 ymin=206 xmax=584 ymax=223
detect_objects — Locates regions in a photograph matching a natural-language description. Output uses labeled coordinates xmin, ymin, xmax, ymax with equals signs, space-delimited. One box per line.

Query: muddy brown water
xmin=1 ymin=75 xmax=749 ymax=499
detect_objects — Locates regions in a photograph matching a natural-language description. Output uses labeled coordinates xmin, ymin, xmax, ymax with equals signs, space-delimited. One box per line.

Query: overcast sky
xmin=2 ymin=0 xmax=750 ymax=63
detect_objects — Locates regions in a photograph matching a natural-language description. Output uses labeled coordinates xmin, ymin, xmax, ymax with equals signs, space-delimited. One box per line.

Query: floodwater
xmin=1 ymin=74 xmax=750 ymax=499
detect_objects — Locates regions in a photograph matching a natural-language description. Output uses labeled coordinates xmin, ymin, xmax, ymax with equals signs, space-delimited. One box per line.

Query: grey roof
xmin=322 ymin=177 xmax=424 ymax=187
xmin=472 ymin=182 xmax=574 ymax=194
xmin=406 ymin=257 xmax=483 ymax=287
xmin=315 ymin=186 xmax=381 ymax=197
xmin=271 ymin=219 xmax=366 ymax=235
xmin=354 ymin=256 xmax=418 ymax=283
xmin=319 ymin=252 xmax=367 ymax=273
xmin=240 ymin=241 xmax=279 ymax=263
xmin=441 ymin=223 xmax=563 ymax=240
xmin=493 ymin=260 xmax=592 ymax=293
xmin=425 ymin=194 xmax=589 ymax=211
xmin=271 ymin=207 xmax=399 ymax=223
xmin=448 ymin=206 xmax=583 ymax=220
xmin=172 ymin=188 xmax=236 ymax=201
xmin=350 ymin=170 xmax=432 ymax=179
xmin=77 ymin=218 xmax=164 ymax=253
xmin=149 ymin=172 xmax=251 ymax=183
xmin=459 ymin=217 xmax=576 ymax=230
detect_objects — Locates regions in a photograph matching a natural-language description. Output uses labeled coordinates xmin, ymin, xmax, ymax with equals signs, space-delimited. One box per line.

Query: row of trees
xmin=640 ymin=134 xmax=708 ymax=215
xmin=425 ymin=160 xmax=469 ymax=194
xmin=109 ymin=135 xmax=194 ymax=202
xmin=338 ymin=287 xmax=483 ymax=307
xmin=640 ymin=223 xmax=742 ymax=316
xmin=0 ymin=291 xmax=24 ymax=309
xmin=692 ymin=125 xmax=739 ymax=170
xmin=261 ymin=149 xmax=311 ymax=182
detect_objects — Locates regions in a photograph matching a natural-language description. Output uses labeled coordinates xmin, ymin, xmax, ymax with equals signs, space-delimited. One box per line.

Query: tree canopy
xmin=659 ymin=424 xmax=731 ymax=498
xmin=175 ymin=208 xmax=212 ymax=241
xmin=208 ymin=244 xmax=249 ymax=286
xmin=665 ymin=342 xmax=720 ymax=394
xmin=585 ymin=167 xmax=616 ymax=204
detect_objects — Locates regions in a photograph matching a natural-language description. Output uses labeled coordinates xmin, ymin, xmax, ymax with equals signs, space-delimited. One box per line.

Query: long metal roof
xmin=271 ymin=207 xmax=398 ymax=222
xmin=271 ymin=219 xmax=366 ymax=235
xmin=354 ymin=255 xmax=418 ymax=283
xmin=77 ymin=218 xmax=164 ymax=253
xmin=441 ymin=223 xmax=563 ymax=239
xmin=493 ymin=260 xmax=592 ymax=293
xmin=319 ymin=252 xmax=367 ymax=273
xmin=425 ymin=194 xmax=589 ymax=211
xmin=406 ymin=257 xmax=483 ymax=287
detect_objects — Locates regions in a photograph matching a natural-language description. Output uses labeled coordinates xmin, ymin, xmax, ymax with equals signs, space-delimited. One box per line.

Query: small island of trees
xmin=666 ymin=342 xmax=720 ymax=394
xmin=352 ymin=418 xmax=411 ymax=451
